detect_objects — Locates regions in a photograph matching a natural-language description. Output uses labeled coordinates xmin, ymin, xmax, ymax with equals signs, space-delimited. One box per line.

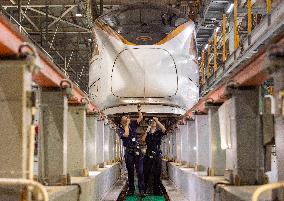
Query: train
xmin=89 ymin=3 xmax=199 ymax=116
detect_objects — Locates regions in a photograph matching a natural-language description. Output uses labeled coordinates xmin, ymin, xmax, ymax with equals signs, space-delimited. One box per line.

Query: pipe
xmin=0 ymin=178 xmax=48 ymax=201
xmin=252 ymin=182 xmax=284 ymax=201
xmin=264 ymin=95 xmax=275 ymax=114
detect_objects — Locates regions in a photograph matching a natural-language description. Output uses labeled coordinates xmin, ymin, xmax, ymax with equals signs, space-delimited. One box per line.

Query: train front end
xmin=89 ymin=3 xmax=199 ymax=115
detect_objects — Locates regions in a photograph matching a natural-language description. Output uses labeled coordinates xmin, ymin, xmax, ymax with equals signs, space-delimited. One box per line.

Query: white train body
xmin=89 ymin=4 xmax=199 ymax=115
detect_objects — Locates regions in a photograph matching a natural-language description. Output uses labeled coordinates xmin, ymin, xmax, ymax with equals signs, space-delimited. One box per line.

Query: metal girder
xmin=48 ymin=5 xmax=76 ymax=28
xmin=27 ymin=7 xmax=90 ymax=31
xmin=20 ymin=9 xmax=40 ymax=31
xmin=0 ymin=15 xmax=96 ymax=111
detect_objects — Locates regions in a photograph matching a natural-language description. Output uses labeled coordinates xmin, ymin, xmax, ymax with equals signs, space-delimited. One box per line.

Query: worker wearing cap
xmin=116 ymin=105 xmax=145 ymax=197
xmin=142 ymin=117 xmax=166 ymax=195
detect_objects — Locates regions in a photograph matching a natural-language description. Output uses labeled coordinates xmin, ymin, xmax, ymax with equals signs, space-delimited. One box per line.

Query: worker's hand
xmin=153 ymin=117 xmax=158 ymax=122
xmin=146 ymin=126 xmax=151 ymax=133
xmin=137 ymin=104 xmax=141 ymax=111
xmin=126 ymin=118 xmax=131 ymax=125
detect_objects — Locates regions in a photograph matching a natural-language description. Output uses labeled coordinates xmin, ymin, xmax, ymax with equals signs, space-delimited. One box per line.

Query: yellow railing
xmin=199 ymin=0 xmax=277 ymax=86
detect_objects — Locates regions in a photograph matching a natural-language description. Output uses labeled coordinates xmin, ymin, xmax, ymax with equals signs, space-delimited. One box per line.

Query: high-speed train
xmin=89 ymin=3 xmax=199 ymax=115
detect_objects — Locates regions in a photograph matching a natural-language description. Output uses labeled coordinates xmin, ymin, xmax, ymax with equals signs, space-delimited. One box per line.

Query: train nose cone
xmin=111 ymin=48 xmax=178 ymax=98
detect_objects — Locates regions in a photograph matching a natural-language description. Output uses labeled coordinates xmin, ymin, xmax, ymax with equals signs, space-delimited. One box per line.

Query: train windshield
xmin=97 ymin=3 xmax=188 ymax=45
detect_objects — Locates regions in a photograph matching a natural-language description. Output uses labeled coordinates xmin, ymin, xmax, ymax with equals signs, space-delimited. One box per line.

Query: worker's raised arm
xmin=123 ymin=118 xmax=131 ymax=137
xmin=153 ymin=117 xmax=166 ymax=133
xmin=137 ymin=104 xmax=143 ymax=124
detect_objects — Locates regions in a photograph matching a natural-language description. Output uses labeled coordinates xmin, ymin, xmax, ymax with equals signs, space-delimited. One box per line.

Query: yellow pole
xmin=207 ymin=41 xmax=211 ymax=78
xmin=247 ymin=0 xmax=252 ymax=34
xmin=266 ymin=0 xmax=271 ymax=14
xmin=222 ymin=14 xmax=227 ymax=62
xmin=234 ymin=0 xmax=239 ymax=49
xmin=201 ymin=48 xmax=205 ymax=85
xmin=213 ymin=30 xmax=218 ymax=73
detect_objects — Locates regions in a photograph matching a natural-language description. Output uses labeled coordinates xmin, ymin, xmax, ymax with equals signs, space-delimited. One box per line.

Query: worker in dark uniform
xmin=142 ymin=117 xmax=166 ymax=195
xmin=116 ymin=106 xmax=145 ymax=197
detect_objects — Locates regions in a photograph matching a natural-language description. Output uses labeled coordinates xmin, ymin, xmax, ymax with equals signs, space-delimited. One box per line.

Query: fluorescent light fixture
xmin=204 ymin=44 xmax=208 ymax=50
xmin=226 ymin=3 xmax=234 ymax=14
xmin=215 ymin=27 xmax=220 ymax=32
xmin=75 ymin=13 xmax=82 ymax=17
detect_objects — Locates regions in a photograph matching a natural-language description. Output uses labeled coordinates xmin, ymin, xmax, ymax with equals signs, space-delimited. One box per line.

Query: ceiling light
xmin=226 ymin=3 xmax=234 ymax=14
xmin=204 ymin=44 xmax=208 ymax=50
xmin=76 ymin=13 xmax=82 ymax=17
xmin=215 ymin=27 xmax=220 ymax=32
xmin=198 ymin=57 xmax=201 ymax=60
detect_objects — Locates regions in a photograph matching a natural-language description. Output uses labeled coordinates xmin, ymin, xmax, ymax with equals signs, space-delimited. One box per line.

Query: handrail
xmin=0 ymin=178 xmax=48 ymax=201
xmin=252 ymin=182 xmax=284 ymax=201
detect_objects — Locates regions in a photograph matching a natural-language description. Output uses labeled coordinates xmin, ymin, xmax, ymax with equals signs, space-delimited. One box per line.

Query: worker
xmin=142 ymin=117 xmax=166 ymax=195
xmin=116 ymin=105 xmax=145 ymax=197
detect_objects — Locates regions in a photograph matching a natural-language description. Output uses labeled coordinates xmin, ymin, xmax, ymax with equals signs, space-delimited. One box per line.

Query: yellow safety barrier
xmin=207 ymin=40 xmax=212 ymax=78
xmin=213 ymin=30 xmax=218 ymax=73
xmin=201 ymin=48 xmax=205 ymax=85
xmin=248 ymin=0 xmax=252 ymax=34
xmin=222 ymin=14 xmax=227 ymax=62
xmin=234 ymin=0 xmax=239 ymax=49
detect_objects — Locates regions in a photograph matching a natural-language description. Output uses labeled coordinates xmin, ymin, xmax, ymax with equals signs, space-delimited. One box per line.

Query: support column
xmin=175 ymin=127 xmax=181 ymax=163
xmin=206 ymin=104 xmax=226 ymax=176
xmin=39 ymin=88 xmax=68 ymax=184
xmin=188 ymin=120 xmax=197 ymax=167
xmin=86 ymin=115 xmax=97 ymax=171
xmin=268 ymin=45 xmax=284 ymax=199
xmin=180 ymin=124 xmax=189 ymax=165
xmin=0 ymin=60 xmax=34 ymax=200
xmin=104 ymin=124 xmax=110 ymax=164
xmin=67 ymin=105 xmax=86 ymax=176
xmin=96 ymin=119 xmax=105 ymax=167
xmin=195 ymin=115 xmax=210 ymax=171
xmin=220 ymin=87 xmax=263 ymax=185
xmin=273 ymin=63 xmax=284 ymax=181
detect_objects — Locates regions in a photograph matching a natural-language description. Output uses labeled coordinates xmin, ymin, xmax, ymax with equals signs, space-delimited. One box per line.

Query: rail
xmin=0 ymin=178 xmax=48 ymax=201
xmin=252 ymin=182 xmax=284 ymax=201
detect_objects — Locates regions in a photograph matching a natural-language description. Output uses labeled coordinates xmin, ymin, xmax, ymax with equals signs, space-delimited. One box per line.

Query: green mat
xmin=126 ymin=194 xmax=165 ymax=201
